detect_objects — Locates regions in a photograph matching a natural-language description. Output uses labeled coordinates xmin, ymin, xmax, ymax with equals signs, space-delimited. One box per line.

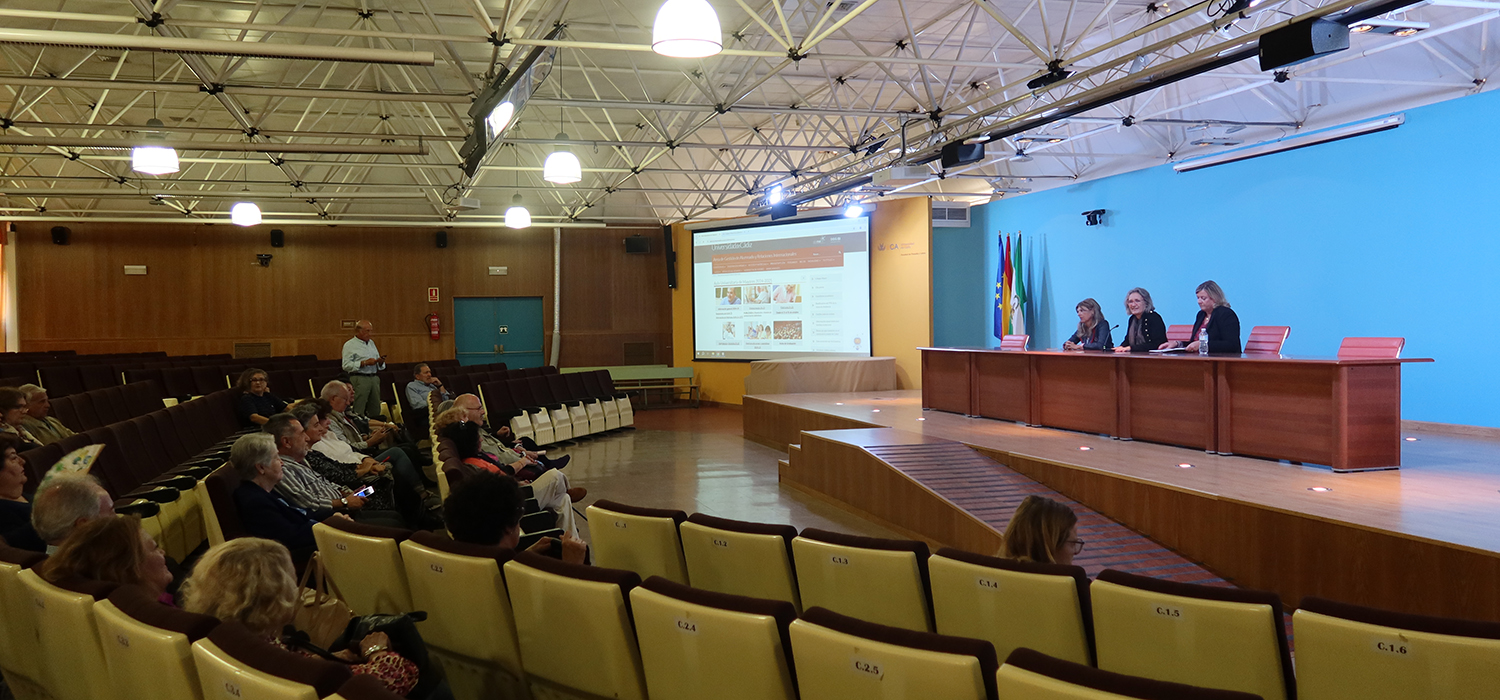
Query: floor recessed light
xmin=1308 ymin=487 xmax=1332 ymax=492
xmin=872 ymin=409 xmax=880 ymax=413
xmin=1178 ymin=463 xmax=1194 ymax=468
xmin=1079 ymin=446 xmax=1092 ymax=451
xmin=835 ymin=402 xmax=844 ymax=405
xmin=1403 ymin=437 xmax=1418 ymax=442
xmin=916 ymin=417 xmax=926 ymax=421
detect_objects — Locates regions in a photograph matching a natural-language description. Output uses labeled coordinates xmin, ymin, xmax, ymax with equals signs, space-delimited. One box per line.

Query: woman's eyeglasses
xmin=1070 ymin=539 xmax=1086 ymax=554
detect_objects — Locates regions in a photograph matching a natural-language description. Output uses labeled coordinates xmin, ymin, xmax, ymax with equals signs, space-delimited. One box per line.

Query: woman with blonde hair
xmin=1063 ymin=298 xmax=1113 ymax=351
xmin=1000 ymin=495 xmax=1083 ymax=566
xmin=1160 ymin=280 xmax=1242 ymax=354
xmin=182 ymin=538 xmax=419 ymax=695
xmin=42 ymin=515 xmax=175 ymax=604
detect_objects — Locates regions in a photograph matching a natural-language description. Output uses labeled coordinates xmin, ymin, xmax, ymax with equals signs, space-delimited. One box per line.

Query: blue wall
xmin=932 ymin=87 xmax=1500 ymax=427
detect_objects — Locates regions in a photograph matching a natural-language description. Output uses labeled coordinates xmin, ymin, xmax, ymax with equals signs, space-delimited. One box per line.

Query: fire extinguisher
xmin=425 ymin=313 xmax=440 ymax=341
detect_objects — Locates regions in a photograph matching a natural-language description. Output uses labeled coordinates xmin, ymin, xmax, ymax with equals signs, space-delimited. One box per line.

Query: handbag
xmin=293 ymin=552 xmax=354 ymax=649
xmin=334 ymin=612 xmax=444 ymax=700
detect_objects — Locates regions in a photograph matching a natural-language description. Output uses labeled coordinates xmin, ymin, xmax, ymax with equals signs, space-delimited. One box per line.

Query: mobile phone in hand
xmin=352 ymin=485 xmax=375 ymax=498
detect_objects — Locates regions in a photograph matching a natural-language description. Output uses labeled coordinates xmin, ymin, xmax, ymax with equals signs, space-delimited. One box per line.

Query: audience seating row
xmin=476 ymin=370 xmax=633 ymax=447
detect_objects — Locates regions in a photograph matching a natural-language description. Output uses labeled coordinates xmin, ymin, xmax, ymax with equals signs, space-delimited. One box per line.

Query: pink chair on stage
xmin=1244 ymin=326 xmax=1292 ymax=355
xmin=1337 ymin=337 xmax=1405 ymax=360
xmin=999 ymin=335 xmax=1030 ymax=351
xmin=1165 ymin=325 xmax=1195 ymax=343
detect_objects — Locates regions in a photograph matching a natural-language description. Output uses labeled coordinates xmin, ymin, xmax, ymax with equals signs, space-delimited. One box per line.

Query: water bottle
xmin=1198 ymin=327 xmax=1209 ymax=356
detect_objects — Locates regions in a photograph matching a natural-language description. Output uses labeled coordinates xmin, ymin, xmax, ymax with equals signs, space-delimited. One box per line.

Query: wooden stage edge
xmin=745 ymin=395 xmax=1500 ymax=623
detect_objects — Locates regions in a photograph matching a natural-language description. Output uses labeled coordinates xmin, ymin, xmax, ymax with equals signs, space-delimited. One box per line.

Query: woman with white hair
xmin=1114 ymin=287 xmax=1167 ymax=353
xmin=228 ymin=432 xmax=349 ymax=564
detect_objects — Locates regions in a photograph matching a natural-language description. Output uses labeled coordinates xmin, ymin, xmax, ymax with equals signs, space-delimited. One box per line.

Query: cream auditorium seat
xmin=400 ymin=531 xmax=527 ymax=700
xmin=630 ymin=576 xmax=798 ymax=700
xmin=197 ymin=463 xmax=245 ymax=548
xmin=930 ymin=547 xmax=1094 ymax=666
xmin=790 ymin=606 xmax=998 ymax=700
xmin=995 ymin=648 xmax=1264 ymax=700
xmin=94 ymin=584 xmax=220 ymax=700
xmin=0 ymin=545 xmax=49 ymax=700
xmin=311 ymin=518 xmax=414 ymax=616
xmin=504 ymin=551 xmax=647 ymax=700
xmin=191 ymin=622 xmax=352 ymax=700
xmin=1293 ymin=596 xmax=1500 ymax=700
xmin=1090 ymin=569 xmax=1294 ymax=700
xmin=679 ymin=513 xmax=800 ymax=609
xmin=17 ymin=570 xmax=117 ymax=700
xmin=329 ymin=674 xmax=406 ymax=700
xmin=791 ymin=528 xmax=933 ymax=632
xmin=587 ymin=500 xmax=689 ymax=585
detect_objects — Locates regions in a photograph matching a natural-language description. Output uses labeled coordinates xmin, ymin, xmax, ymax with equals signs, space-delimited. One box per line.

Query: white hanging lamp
xmin=652 ymin=0 xmax=722 ymax=58
xmin=131 ymin=123 xmax=180 ymax=175
xmin=230 ymin=200 xmax=262 ymax=226
xmin=543 ymin=133 xmax=582 ymax=184
xmin=505 ymin=193 xmax=532 ymax=229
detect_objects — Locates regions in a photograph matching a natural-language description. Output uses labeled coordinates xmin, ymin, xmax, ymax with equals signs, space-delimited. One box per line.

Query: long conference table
xmin=920 ymin=347 xmax=1431 ymax=472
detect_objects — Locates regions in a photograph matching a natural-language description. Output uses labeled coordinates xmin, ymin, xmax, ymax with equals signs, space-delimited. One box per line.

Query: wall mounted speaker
xmin=50 ymin=226 xmax=70 ymax=245
xmin=1259 ymin=18 xmax=1348 ymax=70
xmin=624 ymin=235 xmax=651 ymax=254
xmin=663 ymin=224 xmax=677 ymax=289
xmin=940 ymin=142 xmax=985 ymax=168
xmin=436 ymin=231 xmax=448 ymax=248
xmin=270 ymin=229 xmax=285 ymax=247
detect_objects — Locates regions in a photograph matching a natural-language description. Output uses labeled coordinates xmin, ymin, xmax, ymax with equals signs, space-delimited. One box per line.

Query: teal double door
xmin=455 ymin=296 xmax=545 ymax=368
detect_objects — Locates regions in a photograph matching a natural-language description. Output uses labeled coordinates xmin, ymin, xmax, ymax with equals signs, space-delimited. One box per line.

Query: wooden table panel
xmin=1341 ymin=364 xmax=1402 ymax=470
xmin=920 ymin=350 xmax=972 ymax=414
xmin=1120 ymin=358 xmax=1216 ymax=450
xmin=1221 ymin=363 xmax=1336 ymax=465
xmin=1034 ymin=354 xmax=1117 ymax=435
xmin=973 ymin=352 xmax=1031 ymax=423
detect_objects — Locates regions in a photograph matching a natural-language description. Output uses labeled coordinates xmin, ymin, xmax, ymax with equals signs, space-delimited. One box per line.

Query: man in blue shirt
xmin=341 ymin=320 xmax=385 ymax=418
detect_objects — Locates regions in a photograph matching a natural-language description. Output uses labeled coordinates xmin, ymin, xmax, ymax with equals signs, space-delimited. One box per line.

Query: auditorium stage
xmin=744 ymin=389 xmax=1500 ymax=621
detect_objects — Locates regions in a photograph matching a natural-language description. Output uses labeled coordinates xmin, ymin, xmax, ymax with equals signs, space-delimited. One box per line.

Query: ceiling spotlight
xmin=1350 ymin=19 xmax=1428 ymax=35
xmin=1026 ymin=61 xmax=1072 ymax=90
xmin=1351 ymin=23 xmax=1375 ymax=32
xmin=652 ymin=0 xmax=723 ymax=58
xmin=1010 ymin=149 xmax=1033 ymax=163
xmin=1191 ymin=138 xmax=1244 ymax=147
xmin=1016 ymin=135 xmax=1065 ymax=144
xmin=543 ymin=132 xmax=582 ymax=184
xmin=843 ymin=201 xmax=866 ymax=218
xmin=131 ymin=118 xmax=179 ymax=175
xmin=486 ymin=101 xmax=515 ymax=137
xmin=230 ymin=200 xmax=261 ymax=227
xmin=1393 ymin=27 xmax=1420 ymax=36
xmin=767 ymin=184 xmax=785 ymax=204
xmin=504 ymin=193 xmax=531 ymax=229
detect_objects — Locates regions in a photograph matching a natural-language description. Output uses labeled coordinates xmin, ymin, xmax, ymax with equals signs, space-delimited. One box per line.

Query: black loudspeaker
xmin=270 ymin=229 xmax=285 ymax=248
xmin=663 ymin=225 xmax=677 ymax=289
xmin=435 ymin=231 xmax=448 ymax=248
xmin=1259 ymin=19 xmax=1348 ymax=71
xmin=940 ymin=142 xmax=985 ymax=168
xmin=624 ymin=235 xmax=651 ymax=254
xmin=50 ymin=226 xmax=70 ymax=245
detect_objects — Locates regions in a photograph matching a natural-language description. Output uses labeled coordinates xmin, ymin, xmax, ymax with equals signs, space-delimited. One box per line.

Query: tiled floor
xmin=545 ymin=407 xmax=903 ymax=543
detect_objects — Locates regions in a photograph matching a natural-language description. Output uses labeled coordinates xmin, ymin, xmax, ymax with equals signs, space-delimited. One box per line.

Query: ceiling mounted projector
xmin=871 ymin=166 xmax=930 ymax=187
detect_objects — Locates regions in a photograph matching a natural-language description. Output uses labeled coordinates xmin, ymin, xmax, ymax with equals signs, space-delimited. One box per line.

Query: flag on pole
xmin=1010 ymin=234 xmax=1027 ymax=337
xmin=993 ymin=233 xmax=1005 ymax=340
xmin=1000 ymin=235 xmax=1013 ymax=338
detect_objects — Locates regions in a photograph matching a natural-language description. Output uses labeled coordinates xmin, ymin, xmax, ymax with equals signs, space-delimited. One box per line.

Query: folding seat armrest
xmin=518 ymin=484 xmax=535 ymax=500
xmin=518 ymin=528 xmax=564 ymax=551
xmin=521 ymin=510 xmax=557 ymax=533
xmin=124 ymin=485 xmax=183 ymax=503
xmin=545 ymin=402 xmax=566 ymax=410
xmin=146 ymin=474 xmax=198 ymax=491
xmin=115 ymin=500 xmax=162 ymax=518
xmin=522 ymin=497 xmax=542 ymax=515
xmin=168 ymin=465 xmax=213 ymax=479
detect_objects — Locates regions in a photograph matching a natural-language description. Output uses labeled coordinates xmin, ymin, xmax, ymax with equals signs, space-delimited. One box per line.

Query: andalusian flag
xmin=1010 ymin=234 xmax=1027 ymax=337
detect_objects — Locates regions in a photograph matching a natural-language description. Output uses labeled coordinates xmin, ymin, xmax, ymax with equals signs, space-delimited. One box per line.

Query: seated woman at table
xmin=1159 ymin=280 xmax=1241 ymax=354
xmin=1062 ymin=298 xmax=1113 ymax=351
xmin=1114 ymin=287 xmax=1166 ymax=353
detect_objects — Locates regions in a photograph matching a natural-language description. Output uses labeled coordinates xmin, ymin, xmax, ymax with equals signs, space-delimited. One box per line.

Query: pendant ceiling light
xmin=230 ymin=200 xmax=262 ymax=226
xmin=652 ymin=0 xmax=722 ymax=58
xmin=132 ymin=56 xmax=179 ymax=175
xmin=543 ymin=133 xmax=582 ymax=184
xmin=486 ymin=101 xmax=515 ymax=138
xmin=505 ymin=193 xmax=532 ymax=229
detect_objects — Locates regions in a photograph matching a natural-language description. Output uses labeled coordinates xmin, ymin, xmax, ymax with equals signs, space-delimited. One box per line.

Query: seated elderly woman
xmin=0 ymin=387 xmax=42 ymax=450
xmin=40 ymin=515 xmax=175 ymax=604
xmin=229 ymin=432 xmax=349 ymax=564
xmin=182 ymin=538 xmax=419 ymax=696
xmin=0 ymin=433 xmax=45 ymax=551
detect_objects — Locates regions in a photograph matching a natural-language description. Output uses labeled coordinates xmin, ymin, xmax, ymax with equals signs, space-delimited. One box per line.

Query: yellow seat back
xmin=788 ymin=607 xmax=995 ymax=700
xmin=399 ymin=533 xmax=526 ymax=700
xmin=586 ymin=500 xmax=688 ymax=585
xmin=930 ymin=548 xmax=1093 ymax=665
xmin=1090 ymin=570 xmax=1292 ymax=700
xmin=679 ymin=514 xmax=800 ymax=609
xmin=630 ymin=577 xmax=797 ymax=700
xmin=195 ymin=479 xmax=226 ymax=548
xmin=94 ymin=585 xmax=219 ymax=700
xmin=18 ymin=569 xmax=117 ymax=700
xmin=791 ymin=530 xmax=932 ymax=631
xmin=503 ymin=552 xmax=646 ymax=700
xmin=995 ymin=648 xmax=1264 ymax=700
xmin=191 ymin=622 xmax=352 ymax=700
xmin=0 ymin=548 xmax=48 ymax=700
xmin=1293 ymin=597 xmax=1500 ymax=700
xmin=311 ymin=520 xmax=413 ymax=615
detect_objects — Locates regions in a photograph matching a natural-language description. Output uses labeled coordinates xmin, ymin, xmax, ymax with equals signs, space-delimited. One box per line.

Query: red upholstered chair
xmin=1244 ymin=326 xmax=1291 ymax=355
xmin=1337 ymin=337 xmax=1405 ymax=360
xmin=999 ymin=335 xmax=1029 ymax=351
xmin=1165 ymin=324 xmax=1195 ymax=343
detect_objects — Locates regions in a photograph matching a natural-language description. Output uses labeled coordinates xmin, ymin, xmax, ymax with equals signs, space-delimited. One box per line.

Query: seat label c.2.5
xmin=851 ymin=657 xmax=884 ymax=680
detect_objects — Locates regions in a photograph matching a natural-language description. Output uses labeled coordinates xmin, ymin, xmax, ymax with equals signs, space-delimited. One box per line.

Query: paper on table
xmin=1149 ymin=347 xmax=1191 ymax=354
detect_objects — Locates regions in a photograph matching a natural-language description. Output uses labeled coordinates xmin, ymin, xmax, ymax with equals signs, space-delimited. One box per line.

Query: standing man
xmin=341 ymin=320 xmax=386 ymax=418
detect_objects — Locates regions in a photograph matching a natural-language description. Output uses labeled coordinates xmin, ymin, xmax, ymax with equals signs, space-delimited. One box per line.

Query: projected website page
xmin=693 ymin=217 xmax=872 ymax=361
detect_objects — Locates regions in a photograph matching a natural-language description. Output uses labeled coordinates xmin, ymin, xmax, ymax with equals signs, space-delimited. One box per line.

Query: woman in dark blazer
xmin=1161 ymin=280 xmax=1241 ymax=354
xmin=1063 ymin=298 xmax=1113 ymax=350
xmin=1114 ymin=287 xmax=1166 ymax=353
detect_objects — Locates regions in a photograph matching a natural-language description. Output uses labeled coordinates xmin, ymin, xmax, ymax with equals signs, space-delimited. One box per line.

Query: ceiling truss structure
xmin=0 ymin=0 xmax=1495 ymax=226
